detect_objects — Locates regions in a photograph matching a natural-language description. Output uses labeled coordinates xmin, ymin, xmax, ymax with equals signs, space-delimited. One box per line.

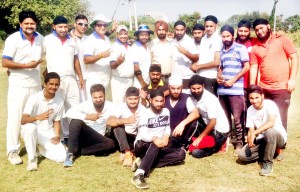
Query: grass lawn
xmin=0 ymin=48 xmax=299 ymax=192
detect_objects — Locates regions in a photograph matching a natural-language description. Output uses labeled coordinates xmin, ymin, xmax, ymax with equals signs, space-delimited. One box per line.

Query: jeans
xmin=219 ymin=95 xmax=245 ymax=147
xmin=112 ymin=126 xmax=136 ymax=152
xmin=238 ymin=128 xmax=285 ymax=163
xmin=263 ymin=89 xmax=291 ymax=131
xmin=134 ymin=140 xmax=186 ymax=175
xmin=191 ymin=130 xmax=228 ymax=158
xmin=68 ymin=119 xmax=115 ymax=156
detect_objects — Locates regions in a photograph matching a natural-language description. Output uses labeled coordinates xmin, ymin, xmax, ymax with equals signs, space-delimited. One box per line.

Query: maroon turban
xmin=155 ymin=20 xmax=169 ymax=32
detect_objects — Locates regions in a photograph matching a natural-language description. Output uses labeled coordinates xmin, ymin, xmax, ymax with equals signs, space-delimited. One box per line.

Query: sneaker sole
xmin=63 ymin=163 xmax=73 ymax=168
xmin=259 ymin=169 xmax=273 ymax=176
xmin=131 ymin=178 xmax=149 ymax=189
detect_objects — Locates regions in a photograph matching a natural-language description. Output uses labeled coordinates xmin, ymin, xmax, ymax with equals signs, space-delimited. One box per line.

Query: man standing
xmin=2 ymin=10 xmax=43 ymax=165
xmin=132 ymin=24 xmax=153 ymax=88
xmin=217 ymin=25 xmax=250 ymax=156
xmin=43 ymin=16 xmax=84 ymax=143
xmin=70 ymin=15 xmax=89 ymax=102
xmin=131 ymin=89 xmax=185 ymax=189
xmin=189 ymin=75 xmax=229 ymax=158
xmin=149 ymin=20 xmax=173 ymax=83
xmin=191 ymin=15 xmax=222 ymax=95
xmin=172 ymin=20 xmax=199 ymax=91
xmin=238 ymin=85 xmax=287 ymax=176
xmin=110 ymin=25 xmax=134 ymax=104
xmin=63 ymin=84 xmax=115 ymax=167
xmin=21 ymin=72 xmax=66 ymax=171
xmin=250 ymin=18 xmax=298 ymax=136
xmin=165 ymin=77 xmax=199 ymax=148
xmin=84 ymin=14 xmax=112 ymax=93
xmin=192 ymin=23 xmax=205 ymax=50
xmin=107 ymin=87 xmax=146 ymax=166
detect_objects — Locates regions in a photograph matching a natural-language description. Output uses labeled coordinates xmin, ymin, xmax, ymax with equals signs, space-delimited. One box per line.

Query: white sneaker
xmin=27 ymin=158 xmax=38 ymax=171
xmin=8 ymin=151 xmax=23 ymax=165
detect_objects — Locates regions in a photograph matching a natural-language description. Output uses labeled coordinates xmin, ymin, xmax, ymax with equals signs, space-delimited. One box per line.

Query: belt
xmin=162 ymin=73 xmax=171 ymax=78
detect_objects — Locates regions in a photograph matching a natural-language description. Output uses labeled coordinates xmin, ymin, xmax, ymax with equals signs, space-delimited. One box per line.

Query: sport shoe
xmin=131 ymin=173 xmax=149 ymax=189
xmin=131 ymin=157 xmax=141 ymax=172
xmin=27 ymin=158 xmax=38 ymax=171
xmin=218 ymin=137 xmax=229 ymax=154
xmin=259 ymin=162 xmax=273 ymax=176
xmin=276 ymin=148 xmax=284 ymax=161
xmin=123 ymin=152 xmax=133 ymax=167
xmin=63 ymin=153 xmax=74 ymax=167
xmin=8 ymin=151 xmax=23 ymax=165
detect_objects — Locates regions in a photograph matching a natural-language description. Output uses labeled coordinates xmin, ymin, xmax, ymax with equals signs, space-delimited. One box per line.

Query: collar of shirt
xmin=148 ymin=79 xmax=164 ymax=89
xmin=116 ymin=38 xmax=129 ymax=48
xmin=19 ymin=28 xmax=38 ymax=40
xmin=221 ymin=41 xmax=237 ymax=53
xmin=39 ymin=90 xmax=55 ymax=104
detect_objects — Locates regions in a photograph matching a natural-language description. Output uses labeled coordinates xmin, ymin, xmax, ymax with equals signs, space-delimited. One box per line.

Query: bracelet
xmin=99 ymin=53 xmax=102 ymax=59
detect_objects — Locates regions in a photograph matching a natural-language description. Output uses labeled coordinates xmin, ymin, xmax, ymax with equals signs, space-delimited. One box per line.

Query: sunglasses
xmin=77 ymin=22 xmax=88 ymax=27
xmin=95 ymin=23 xmax=107 ymax=28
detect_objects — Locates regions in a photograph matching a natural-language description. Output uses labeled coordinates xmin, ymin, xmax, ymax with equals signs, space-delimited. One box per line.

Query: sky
xmin=88 ymin=0 xmax=300 ymax=22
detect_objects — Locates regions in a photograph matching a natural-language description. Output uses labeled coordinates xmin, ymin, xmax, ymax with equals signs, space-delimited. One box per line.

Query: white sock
xmin=134 ymin=169 xmax=145 ymax=176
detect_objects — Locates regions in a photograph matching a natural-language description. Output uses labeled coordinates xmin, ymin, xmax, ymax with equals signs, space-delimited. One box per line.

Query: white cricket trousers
xmin=111 ymin=75 xmax=133 ymax=105
xmin=6 ymin=86 xmax=40 ymax=154
xmin=21 ymin=123 xmax=66 ymax=162
xmin=57 ymin=76 xmax=80 ymax=138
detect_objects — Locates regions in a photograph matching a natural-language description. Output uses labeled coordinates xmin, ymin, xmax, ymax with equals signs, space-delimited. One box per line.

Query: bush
xmin=0 ymin=30 xmax=7 ymax=40
xmin=287 ymin=30 xmax=300 ymax=48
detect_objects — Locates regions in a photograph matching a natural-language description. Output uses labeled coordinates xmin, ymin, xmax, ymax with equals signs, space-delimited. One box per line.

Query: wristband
xmin=99 ymin=54 xmax=102 ymax=59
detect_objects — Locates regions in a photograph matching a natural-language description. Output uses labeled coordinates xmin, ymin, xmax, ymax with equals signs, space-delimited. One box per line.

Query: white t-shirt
xmin=194 ymin=89 xmax=229 ymax=133
xmin=172 ymin=34 xmax=198 ymax=79
xmin=149 ymin=38 xmax=173 ymax=75
xmin=23 ymin=90 xmax=64 ymax=131
xmin=2 ymin=29 xmax=42 ymax=87
xmin=66 ymin=100 xmax=114 ymax=135
xmin=136 ymin=108 xmax=171 ymax=142
xmin=246 ymin=99 xmax=287 ymax=143
xmin=131 ymin=41 xmax=151 ymax=87
xmin=84 ymin=32 xmax=111 ymax=79
xmin=113 ymin=103 xmax=146 ymax=134
xmin=110 ymin=39 xmax=134 ymax=78
xmin=197 ymin=32 xmax=223 ymax=78
xmin=44 ymin=32 xmax=78 ymax=76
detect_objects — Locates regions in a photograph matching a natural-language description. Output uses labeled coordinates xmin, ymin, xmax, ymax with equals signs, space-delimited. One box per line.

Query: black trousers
xmin=134 ymin=140 xmax=186 ymax=175
xmin=68 ymin=119 xmax=115 ymax=156
xmin=112 ymin=126 xmax=136 ymax=152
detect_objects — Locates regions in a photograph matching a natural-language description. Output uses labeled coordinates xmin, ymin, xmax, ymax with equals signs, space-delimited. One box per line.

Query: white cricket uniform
xmin=194 ymin=89 xmax=229 ymax=133
xmin=110 ymin=39 xmax=134 ymax=104
xmin=149 ymin=38 xmax=173 ymax=75
xmin=70 ymin=30 xmax=88 ymax=102
xmin=43 ymin=31 xmax=80 ymax=138
xmin=197 ymin=32 xmax=222 ymax=78
xmin=131 ymin=41 xmax=151 ymax=88
xmin=66 ymin=100 xmax=114 ymax=135
xmin=136 ymin=108 xmax=171 ymax=142
xmin=2 ymin=29 xmax=43 ymax=153
xmin=21 ymin=91 xmax=66 ymax=162
xmin=246 ymin=99 xmax=287 ymax=143
xmin=172 ymin=34 xmax=198 ymax=80
xmin=113 ymin=103 xmax=146 ymax=135
xmin=84 ymin=32 xmax=112 ymax=94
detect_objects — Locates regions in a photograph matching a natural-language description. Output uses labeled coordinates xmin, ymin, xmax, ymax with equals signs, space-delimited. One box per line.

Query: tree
xmin=0 ymin=0 xmax=92 ymax=35
xmin=282 ymin=15 xmax=300 ymax=32
xmin=269 ymin=0 xmax=279 ymax=30
xmin=225 ymin=11 xmax=270 ymax=28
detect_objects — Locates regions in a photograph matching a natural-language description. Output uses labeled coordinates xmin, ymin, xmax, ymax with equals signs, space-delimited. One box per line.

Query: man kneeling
xmin=238 ymin=85 xmax=287 ymax=176
xmin=131 ymin=89 xmax=186 ymax=189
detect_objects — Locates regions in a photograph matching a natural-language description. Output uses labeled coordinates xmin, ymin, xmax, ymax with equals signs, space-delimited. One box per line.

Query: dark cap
xmin=149 ymin=65 xmax=161 ymax=73
xmin=53 ymin=16 xmax=68 ymax=25
xmin=238 ymin=19 xmax=251 ymax=29
xmin=221 ymin=24 xmax=234 ymax=36
xmin=125 ymin=87 xmax=140 ymax=97
xmin=149 ymin=89 xmax=164 ymax=99
xmin=174 ymin=20 xmax=186 ymax=28
xmin=205 ymin=15 xmax=218 ymax=24
xmin=193 ymin=23 xmax=205 ymax=31
xmin=253 ymin=18 xmax=269 ymax=29
xmin=189 ymin=75 xmax=205 ymax=87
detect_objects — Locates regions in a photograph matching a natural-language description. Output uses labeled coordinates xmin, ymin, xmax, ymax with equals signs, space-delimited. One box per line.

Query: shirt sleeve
xmin=2 ymin=35 xmax=16 ymax=60
xmin=23 ymin=95 xmax=36 ymax=115
xmin=281 ymin=36 xmax=296 ymax=56
xmin=83 ymin=37 xmax=95 ymax=56
xmin=246 ymin=107 xmax=254 ymax=128
xmin=65 ymin=102 xmax=88 ymax=120
xmin=186 ymin=97 xmax=196 ymax=113
xmin=240 ymin=45 xmax=250 ymax=62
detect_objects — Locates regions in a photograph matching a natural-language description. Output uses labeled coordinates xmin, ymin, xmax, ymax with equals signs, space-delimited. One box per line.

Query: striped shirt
xmin=217 ymin=42 xmax=249 ymax=95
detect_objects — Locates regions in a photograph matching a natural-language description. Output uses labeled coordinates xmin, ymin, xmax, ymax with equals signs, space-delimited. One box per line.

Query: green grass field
xmin=0 ymin=47 xmax=299 ymax=191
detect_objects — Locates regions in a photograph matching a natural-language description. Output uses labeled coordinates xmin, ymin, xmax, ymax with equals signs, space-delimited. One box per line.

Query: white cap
xmin=168 ymin=76 xmax=182 ymax=86
xmin=90 ymin=14 xmax=112 ymax=27
xmin=116 ymin=25 xmax=128 ymax=33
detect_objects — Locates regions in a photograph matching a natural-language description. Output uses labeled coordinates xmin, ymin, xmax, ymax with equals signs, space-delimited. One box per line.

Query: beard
xmin=191 ymin=91 xmax=204 ymax=101
xmin=257 ymin=29 xmax=271 ymax=42
xmin=150 ymin=103 xmax=163 ymax=114
xmin=224 ymin=40 xmax=233 ymax=48
xmin=93 ymin=102 xmax=104 ymax=109
xmin=236 ymin=34 xmax=251 ymax=43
